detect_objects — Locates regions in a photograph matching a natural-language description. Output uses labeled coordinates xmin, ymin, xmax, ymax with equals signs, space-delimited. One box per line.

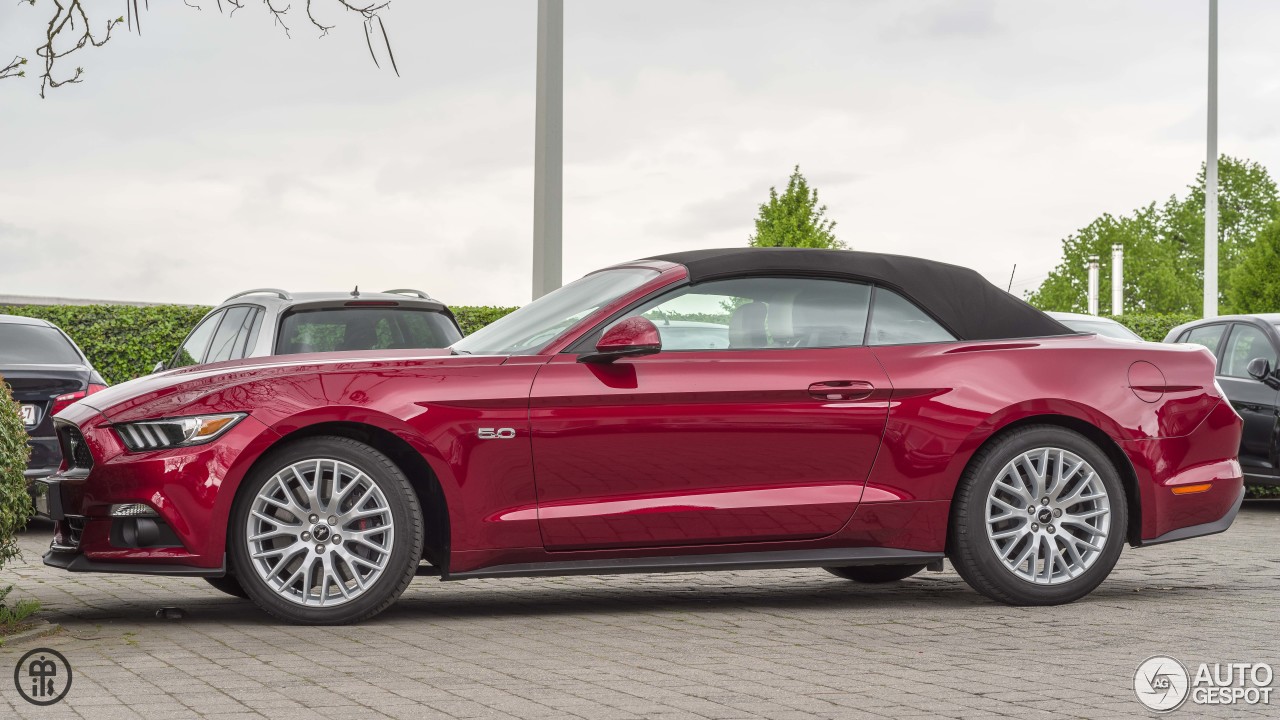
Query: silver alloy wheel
xmin=246 ymin=458 xmax=395 ymax=607
xmin=985 ymin=447 xmax=1111 ymax=585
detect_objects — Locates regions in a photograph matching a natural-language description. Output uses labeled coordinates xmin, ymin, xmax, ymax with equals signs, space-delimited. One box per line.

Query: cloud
xmin=1 ymin=0 xmax=1279 ymax=309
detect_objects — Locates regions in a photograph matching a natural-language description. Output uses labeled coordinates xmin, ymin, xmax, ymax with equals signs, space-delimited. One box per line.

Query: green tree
xmin=1225 ymin=220 xmax=1280 ymax=313
xmin=1027 ymin=205 xmax=1192 ymax=313
xmin=1029 ymin=156 xmax=1280 ymax=314
xmin=748 ymin=166 xmax=846 ymax=249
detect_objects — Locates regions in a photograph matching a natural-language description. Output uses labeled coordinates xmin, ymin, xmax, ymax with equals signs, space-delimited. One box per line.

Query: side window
xmin=1180 ymin=324 xmax=1226 ymax=359
xmin=237 ymin=308 xmax=264 ymax=359
xmin=622 ymin=276 xmax=872 ymax=350
xmin=171 ymin=310 xmax=224 ymax=368
xmin=867 ymin=288 xmax=956 ymax=346
xmin=206 ymin=306 xmax=253 ymax=364
xmin=1221 ymin=324 xmax=1277 ymax=379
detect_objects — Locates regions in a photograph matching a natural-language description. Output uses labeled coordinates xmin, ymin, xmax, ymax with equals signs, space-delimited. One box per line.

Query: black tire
xmin=204 ymin=574 xmax=250 ymax=599
xmin=228 ymin=436 xmax=424 ymax=625
xmin=824 ymin=564 xmax=927 ymax=583
xmin=949 ymin=425 xmax=1127 ymax=606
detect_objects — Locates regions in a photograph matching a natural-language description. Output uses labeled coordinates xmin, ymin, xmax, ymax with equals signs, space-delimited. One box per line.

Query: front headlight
xmin=114 ymin=413 xmax=246 ymax=452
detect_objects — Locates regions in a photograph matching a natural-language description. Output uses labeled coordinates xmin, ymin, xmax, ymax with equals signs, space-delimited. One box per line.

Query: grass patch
xmin=0 ymin=585 xmax=41 ymax=637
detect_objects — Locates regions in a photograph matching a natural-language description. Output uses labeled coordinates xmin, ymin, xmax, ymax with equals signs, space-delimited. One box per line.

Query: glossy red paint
xmin=594 ymin=316 xmax=662 ymax=353
xmin=44 ymin=260 xmax=1243 ymax=580
xmin=529 ymin=348 xmax=891 ymax=549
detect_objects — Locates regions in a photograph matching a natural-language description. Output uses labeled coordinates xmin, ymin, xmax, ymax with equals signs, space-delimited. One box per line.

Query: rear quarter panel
xmin=859 ymin=336 xmax=1228 ymax=545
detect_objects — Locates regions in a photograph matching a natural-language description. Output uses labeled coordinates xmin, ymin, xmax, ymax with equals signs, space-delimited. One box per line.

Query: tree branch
xmin=2 ymin=0 xmax=399 ymax=97
xmin=0 ymin=56 xmax=27 ymax=81
xmin=34 ymin=0 xmax=124 ymax=98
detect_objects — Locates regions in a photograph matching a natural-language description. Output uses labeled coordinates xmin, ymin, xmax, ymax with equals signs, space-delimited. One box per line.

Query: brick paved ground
xmin=2 ymin=503 xmax=1277 ymax=719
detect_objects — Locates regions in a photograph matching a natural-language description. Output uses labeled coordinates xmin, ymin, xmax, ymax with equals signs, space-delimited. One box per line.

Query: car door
xmin=528 ymin=275 xmax=892 ymax=551
xmin=1216 ymin=322 xmax=1280 ymax=480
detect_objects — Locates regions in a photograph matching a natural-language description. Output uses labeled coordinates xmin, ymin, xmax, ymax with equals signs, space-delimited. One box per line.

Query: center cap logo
xmin=311 ymin=525 xmax=331 ymax=542
xmin=1135 ymin=655 xmax=1191 ymax=712
xmin=1038 ymin=508 xmax=1053 ymax=523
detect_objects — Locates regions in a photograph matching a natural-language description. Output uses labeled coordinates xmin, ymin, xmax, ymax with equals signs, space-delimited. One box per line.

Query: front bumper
xmin=36 ymin=474 xmax=226 ymax=576
xmin=37 ymin=406 xmax=275 ymax=577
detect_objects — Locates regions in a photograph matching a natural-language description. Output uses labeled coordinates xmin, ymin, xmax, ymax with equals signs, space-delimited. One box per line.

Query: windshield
xmin=0 ymin=324 xmax=83 ymax=365
xmin=452 ymin=267 xmax=660 ymax=355
xmin=1061 ymin=319 xmax=1141 ymax=341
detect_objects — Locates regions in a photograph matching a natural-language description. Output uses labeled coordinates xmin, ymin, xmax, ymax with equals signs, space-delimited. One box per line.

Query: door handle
xmin=808 ymin=380 xmax=875 ymax=401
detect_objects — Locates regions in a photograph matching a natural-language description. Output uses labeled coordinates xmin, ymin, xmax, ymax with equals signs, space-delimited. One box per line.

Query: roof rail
xmin=382 ymin=288 xmax=436 ymax=301
xmin=225 ymin=288 xmax=293 ymax=302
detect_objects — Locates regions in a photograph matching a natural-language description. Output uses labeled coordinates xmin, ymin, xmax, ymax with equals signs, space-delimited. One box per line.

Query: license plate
xmin=20 ymin=404 xmax=39 ymax=426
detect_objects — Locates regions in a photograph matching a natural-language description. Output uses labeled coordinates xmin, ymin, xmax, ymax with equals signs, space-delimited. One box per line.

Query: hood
xmin=72 ymin=348 xmax=476 ymax=422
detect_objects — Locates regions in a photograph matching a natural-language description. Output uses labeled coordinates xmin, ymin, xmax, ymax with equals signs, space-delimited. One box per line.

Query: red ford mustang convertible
xmin=40 ymin=248 xmax=1244 ymax=624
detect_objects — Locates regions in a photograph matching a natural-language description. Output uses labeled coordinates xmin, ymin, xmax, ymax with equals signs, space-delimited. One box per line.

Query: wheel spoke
xmin=247 ymin=456 xmax=395 ymax=608
xmin=985 ymin=447 xmax=1110 ymax=586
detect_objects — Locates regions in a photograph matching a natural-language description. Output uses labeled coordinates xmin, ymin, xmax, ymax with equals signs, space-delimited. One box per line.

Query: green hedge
xmin=1101 ymin=313 xmax=1200 ymax=342
xmin=452 ymin=306 xmax=518 ymax=336
xmin=0 ymin=305 xmax=211 ymax=386
xmin=0 ymin=376 xmax=32 ymax=571
xmin=0 ymin=304 xmax=519 ymax=385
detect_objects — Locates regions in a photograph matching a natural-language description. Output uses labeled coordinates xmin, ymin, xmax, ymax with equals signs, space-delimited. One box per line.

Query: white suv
xmin=160 ymin=288 xmax=463 ymax=370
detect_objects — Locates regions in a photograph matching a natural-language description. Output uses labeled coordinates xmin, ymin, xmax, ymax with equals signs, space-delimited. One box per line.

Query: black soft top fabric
xmin=642 ymin=247 xmax=1070 ymax=342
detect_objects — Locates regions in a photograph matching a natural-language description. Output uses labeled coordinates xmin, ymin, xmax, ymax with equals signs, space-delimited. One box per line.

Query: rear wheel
xmin=824 ymin=564 xmax=927 ymax=583
xmin=949 ymin=425 xmax=1127 ymax=606
xmin=229 ymin=436 xmax=424 ymax=624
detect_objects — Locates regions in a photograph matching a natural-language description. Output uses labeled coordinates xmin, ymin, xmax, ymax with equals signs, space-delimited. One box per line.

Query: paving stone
xmin=1 ymin=504 xmax=1277 ymax=719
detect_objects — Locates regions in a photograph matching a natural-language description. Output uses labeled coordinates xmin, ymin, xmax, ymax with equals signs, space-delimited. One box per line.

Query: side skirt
xmin=445 ymin=547 xmax=943 ymax=581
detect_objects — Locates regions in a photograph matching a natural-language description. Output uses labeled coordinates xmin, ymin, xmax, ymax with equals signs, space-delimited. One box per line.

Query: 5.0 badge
xmin=478 ymin=428 xmax=516 ymax=439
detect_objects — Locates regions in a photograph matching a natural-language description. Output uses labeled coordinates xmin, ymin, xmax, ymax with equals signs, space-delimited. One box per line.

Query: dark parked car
xmin=158 ymin=288 xmax=463 ymax=371
xmin=0 ymin=315 xmax=107 ymax=485
xmin=41 ymin=249 xmax=1242 ymax=624
xmin=1165 ymin=314 xmax=1280 ymax=487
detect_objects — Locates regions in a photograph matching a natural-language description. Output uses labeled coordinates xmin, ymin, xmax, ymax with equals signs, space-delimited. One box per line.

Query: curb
xmin=0 ymin=621 xmax=62 ymax=647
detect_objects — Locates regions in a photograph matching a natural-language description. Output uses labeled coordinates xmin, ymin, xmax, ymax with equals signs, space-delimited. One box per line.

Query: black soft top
xmin=643 ymin=247 xmax=1071 ymax=342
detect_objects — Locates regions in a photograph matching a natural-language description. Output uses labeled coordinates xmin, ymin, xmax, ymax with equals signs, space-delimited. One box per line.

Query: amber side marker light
xmin=1171 ymin=483 xmax=1213 ymax=495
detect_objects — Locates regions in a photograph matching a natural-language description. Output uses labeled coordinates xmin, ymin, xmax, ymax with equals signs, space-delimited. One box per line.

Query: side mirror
xmin=1246 ymin=357 xmax=1279 ymax=387
xmin=152 ymin=361 xmax=166 ymax=374
xmin=579 ymin=317 xmax=662 ymax=364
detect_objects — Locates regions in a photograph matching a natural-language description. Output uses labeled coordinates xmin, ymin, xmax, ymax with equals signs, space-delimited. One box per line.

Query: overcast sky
xmin=2 ymin=1 xmax=1279 ymax=307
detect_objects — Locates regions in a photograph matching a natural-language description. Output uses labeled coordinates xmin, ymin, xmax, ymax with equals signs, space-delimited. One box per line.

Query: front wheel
xmin=229 ymin=436 xmax=424 ymax=624
xmin=949 ymin=425 xmax=1127 ymax=606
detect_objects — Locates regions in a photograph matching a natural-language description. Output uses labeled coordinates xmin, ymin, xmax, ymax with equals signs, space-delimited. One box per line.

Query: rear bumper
xmin=1124 ymin=399 xmax=1246 ymax=543
xmin=1138 ymin=485 xmax=1244 ymax=546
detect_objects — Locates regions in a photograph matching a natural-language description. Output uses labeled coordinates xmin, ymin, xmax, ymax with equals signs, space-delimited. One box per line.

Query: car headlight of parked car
xmin=114 ymin=413 xmax=246 ymax=451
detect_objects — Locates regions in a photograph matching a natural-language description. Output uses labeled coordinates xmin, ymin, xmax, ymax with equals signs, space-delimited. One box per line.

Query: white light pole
xmin=1111 ymin=244 xmax=1124 ymax=315
xmin=532 ymin=0 xmax=564 ymax=299
xmin=1204 ymin=0 xmax=1219 ymax=318
xmin=1087 ymin=255 xmax=1100 ymax=316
